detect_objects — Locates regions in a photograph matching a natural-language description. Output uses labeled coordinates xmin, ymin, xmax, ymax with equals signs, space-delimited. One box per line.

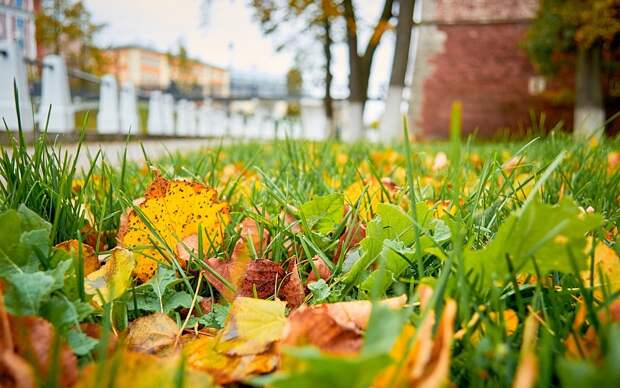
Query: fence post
xmin=186 ymin=100 xmax=197 ymax=136
xmin=162 ymin=93 xmax=175 ymax=135
xmin=198 ymin=101 xmax=210 ymax=137
xmin=176 ymin=99 xmax=188 ymax=136
xmin=119 ymin=82 xmax=140 ymax=134
xmin=39 ymin=55 xmax=73 ymax=132
xmin=147 ymin=91 xmax=163 ymax=135
xmin=0 ymin=39 xmax=34 ymax=131
xmin=96 ymin=74 xmax=119 ymax=134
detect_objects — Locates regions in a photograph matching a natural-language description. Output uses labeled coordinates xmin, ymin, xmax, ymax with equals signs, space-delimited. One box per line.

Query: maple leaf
xmin=118 ymin=173 xmax=230 ymax=282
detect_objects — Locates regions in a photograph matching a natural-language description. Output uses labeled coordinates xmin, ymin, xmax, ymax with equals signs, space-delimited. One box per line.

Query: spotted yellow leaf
xmin=118 ymin=174 xmax=230 ymax=282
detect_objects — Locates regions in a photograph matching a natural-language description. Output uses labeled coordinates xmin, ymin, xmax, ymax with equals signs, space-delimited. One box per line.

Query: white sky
xmin=84 ymin=0 xmax=396 ymax=119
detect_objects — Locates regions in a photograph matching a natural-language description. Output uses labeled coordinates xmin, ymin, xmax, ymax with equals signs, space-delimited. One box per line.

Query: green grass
xmin=2 ymin=97 xmax=620 ymax=386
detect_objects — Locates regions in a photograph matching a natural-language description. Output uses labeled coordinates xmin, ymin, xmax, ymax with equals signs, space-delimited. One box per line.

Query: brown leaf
xmin=7 ymin=315 xmax=78 ymax=387
xmin=278 ymin=259 xmax=305 ymax=308
xmin=333 ymin=222 xmax=366 ymax=262
xmin=238 ymin=217 xmax=270 ymax=254
xmin=0 ymin=351 xmax=36 ymax=388
xmin=282 ymin=295 xmax=407 ymax=355
xmin=307 ymin=256 xmax=332 ymax=284
xmin=55 ymin=240 xmax=100 ymax=275
xmin=125 ymin=313 xmax=179 ymax=356
xmin=204 ymin=241 xmax=301 ymax=307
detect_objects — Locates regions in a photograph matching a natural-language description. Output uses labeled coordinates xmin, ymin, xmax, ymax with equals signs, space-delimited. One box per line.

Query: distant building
xmin=0 ymin=0 xmax=37 ymax=59
xmin=104 ymin=45 xmax=230 ymax=97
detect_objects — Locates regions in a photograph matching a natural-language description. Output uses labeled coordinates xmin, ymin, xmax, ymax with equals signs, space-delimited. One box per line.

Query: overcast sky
xmin=84 ymin=0 xmax=396 ymax=103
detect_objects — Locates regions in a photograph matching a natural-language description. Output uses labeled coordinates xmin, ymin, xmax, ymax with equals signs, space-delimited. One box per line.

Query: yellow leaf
xmin=76 ymin=350 xmax=213 ymax=388
xmin=216 ymin=297 xmax=287 ymax=356
xmin=118 ymin=174 xmax=230 ymax=282
xmin=184 ymin=335 xmax=278 ymax=385
xmin=581 ymin=241 xmax=620 ymax=295
xmin=85 ymin=247 xmax=135 ymax=306
xmin=374 ymin=297 xmax=457 ymax=388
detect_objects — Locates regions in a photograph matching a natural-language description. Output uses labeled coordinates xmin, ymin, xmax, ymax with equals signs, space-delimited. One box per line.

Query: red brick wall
xmin=418 ymin=23 xmax=573 ymax=137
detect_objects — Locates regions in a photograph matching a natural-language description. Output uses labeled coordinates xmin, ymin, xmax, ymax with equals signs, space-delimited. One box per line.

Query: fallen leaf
xmin=333 ymin=222 xmax=366 ymax=262
xmin=5 ymin=315 xmax=78 ymax=387
xmin=85 ymin=247 xmax=136 ymax=306
xmin=565 ymin=298 xmax=620 ymax=359
xmin=512 ymin=314 xmax=539 ymax=388
xmin=282 ymin=295 xmax=407 ymax=355
xmin=184 ymin=335 xmax=278 ymax=385
xmin=55 ymin=240 xmax=100 ymax=275
xmin=118 ymin=173 xmax=230 ymax=282
xmin=76 ymin=349 xmax=213 ymax=388
xmin=278 ymin=259 xmax=305 ymax=308
xmin=581 ymin=241 xmax=620 ymax=296
xmin=125 ymin=313 xmax=179 ymax=355
xmin=307 ymin=256 xmax=332 ymax=284
xmin=374 ymin=287 xmax=456 ymax=388
xmin=216 ymin=297 xmax=287 ymax=356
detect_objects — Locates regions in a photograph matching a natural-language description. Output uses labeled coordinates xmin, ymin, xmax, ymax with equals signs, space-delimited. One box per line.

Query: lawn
xmin=1 ymin=122 xmax=620 ymax=387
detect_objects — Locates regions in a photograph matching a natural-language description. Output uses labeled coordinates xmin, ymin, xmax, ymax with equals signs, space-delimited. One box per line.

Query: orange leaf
xmin=55 ymin=239 xmax=100 ymax=275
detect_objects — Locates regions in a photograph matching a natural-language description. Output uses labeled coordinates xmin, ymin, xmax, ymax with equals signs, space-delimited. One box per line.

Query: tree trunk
xmin=321 ymin=12 xmax=336 ymax=138
xmin=380 ymin=0 xmax=415 ymax=141
xmin=341 ymin=0 xmax=394 ymax=142
xmin=574 ymin=45 xmax=605 ymax=139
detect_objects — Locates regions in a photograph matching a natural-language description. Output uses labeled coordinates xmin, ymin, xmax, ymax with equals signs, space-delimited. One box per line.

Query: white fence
xmin=0 ymin=39 xmax=330 ymax=141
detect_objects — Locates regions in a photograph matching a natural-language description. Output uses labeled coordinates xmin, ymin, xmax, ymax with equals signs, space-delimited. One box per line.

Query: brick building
xmin=408 ymin=0 xmax=620 ymax=138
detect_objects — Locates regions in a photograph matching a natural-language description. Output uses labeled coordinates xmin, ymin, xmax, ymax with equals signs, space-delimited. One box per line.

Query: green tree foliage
xmin=525 ymin=0 xmax=620 ymax=75
xmin=35 ymin=0 xmax=108 ymax=75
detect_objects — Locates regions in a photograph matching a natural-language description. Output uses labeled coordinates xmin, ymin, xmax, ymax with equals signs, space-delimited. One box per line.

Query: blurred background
xmin=1 ymin=0 xmax=619 ymax=141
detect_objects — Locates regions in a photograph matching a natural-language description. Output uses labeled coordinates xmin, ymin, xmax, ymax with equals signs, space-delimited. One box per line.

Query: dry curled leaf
xmin=282 ymin=295 xmax=407 ymax=355
xmin=55 ymin=240 xmax=100 ymax=275
xmin=125 ymin=313 xmax=179 ymax=356
xmin=85 ymin=247 xmax=135 ymax=306
xmin=118 ymin=173 xmax=230 ymax=282
xmin=374 ymin=287 xmax=456 ymax=388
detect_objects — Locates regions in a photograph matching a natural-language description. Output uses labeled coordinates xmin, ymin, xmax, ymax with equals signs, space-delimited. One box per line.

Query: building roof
xmin=106 ymin=44 xmax=227 ymax=71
